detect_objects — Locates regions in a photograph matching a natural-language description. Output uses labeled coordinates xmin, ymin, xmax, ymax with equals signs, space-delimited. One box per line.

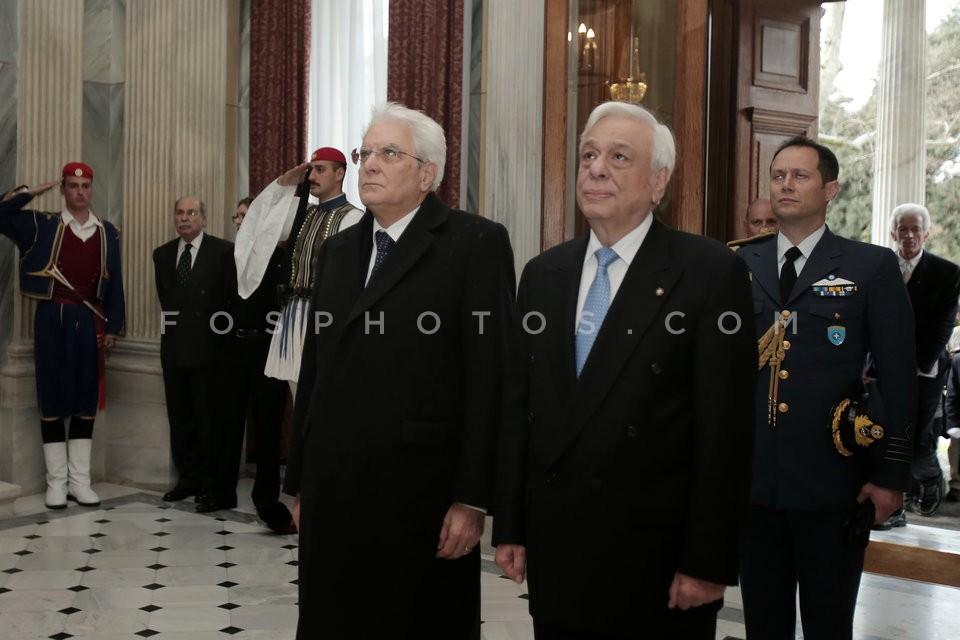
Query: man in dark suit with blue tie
xmin=493 ymin=102 xmax=757 ymax=639
xmin=283 ymin=103 xmax=515 ymax=639
xmin=153 ymin=196 xmax=236 ymax=511
xmin=737 ymin=136 xmax=917 ymax=639
xmin=889 ymin=203 xmax=960 ymax=519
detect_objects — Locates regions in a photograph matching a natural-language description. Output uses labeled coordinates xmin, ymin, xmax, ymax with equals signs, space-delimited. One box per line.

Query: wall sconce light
xmin=578 ymin=22 xmax=597 ymax=71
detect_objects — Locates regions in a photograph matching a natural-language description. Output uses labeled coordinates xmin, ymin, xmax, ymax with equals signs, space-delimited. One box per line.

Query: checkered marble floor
xmin=1 ymin=481 xmax=958 ymax=639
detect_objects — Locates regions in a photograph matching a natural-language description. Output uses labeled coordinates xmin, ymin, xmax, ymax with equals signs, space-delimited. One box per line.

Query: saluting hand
xmin=277 ymin=162 xmax=310 ymax=186
xmin=28 ymin=180 xmax=61 ymax=196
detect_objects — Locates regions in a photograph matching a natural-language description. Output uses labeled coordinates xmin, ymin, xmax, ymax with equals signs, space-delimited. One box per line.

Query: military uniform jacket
xmin=0 ymin=191 xmax=125 ymax=336
xmin=739 ymin=228 xmax=916 ymax=510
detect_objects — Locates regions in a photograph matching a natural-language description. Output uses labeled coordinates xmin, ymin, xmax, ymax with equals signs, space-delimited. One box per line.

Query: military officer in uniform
xmin=737 ymin=136 xmax=916 ymax=639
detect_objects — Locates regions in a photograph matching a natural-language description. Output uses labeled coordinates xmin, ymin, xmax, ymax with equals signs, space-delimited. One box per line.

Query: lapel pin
xmin=655 ymin=287 xmax=665 ymax=297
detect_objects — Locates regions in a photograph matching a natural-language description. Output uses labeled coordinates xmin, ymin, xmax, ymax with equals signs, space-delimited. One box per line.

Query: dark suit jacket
xmin=283 ymin=193 xmax=515 ymax=638
xmin=493 ymin=219 xmax=756 ymax=634
xmin=153 ymin=234 xmax=236 ymax=369
xmin=906 ymin=250 xmax=960 ymax=373
xmin=739 ymin=228 xmax=916 ymax=509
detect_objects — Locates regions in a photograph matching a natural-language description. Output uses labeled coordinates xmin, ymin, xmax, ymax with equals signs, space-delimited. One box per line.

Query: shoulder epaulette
xmin=727 ymin=230 xmax=777 ymax=252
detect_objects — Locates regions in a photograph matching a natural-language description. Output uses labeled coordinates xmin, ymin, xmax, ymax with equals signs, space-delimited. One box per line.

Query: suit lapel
xmin=906 ymin=253 xmax=926 ymax=294
xmin=745 ymin=237 xmax=780 ymax=305
xmin=159 ymin=241 xmax=178 ymax=291
xmin=346 ymin=194 xmax=446 ymax=325
xmin=545 ymin=220 xmax=681 ymax=466
xmin=536 ymin=238 xmax=586 ymax=392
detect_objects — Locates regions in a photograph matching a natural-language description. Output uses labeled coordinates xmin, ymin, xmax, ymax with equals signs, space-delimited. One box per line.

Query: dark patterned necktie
xmin=780 ymin=246 xmax=802 ymax=304
xmin=370 ymin=230 xmax=394 ymax=281
xmin=177 ymin=243 xmax=193 ymax=286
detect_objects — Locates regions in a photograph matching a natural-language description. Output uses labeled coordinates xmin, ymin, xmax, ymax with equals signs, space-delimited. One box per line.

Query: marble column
xmin=482 ymin=0 xmax=544 ymax=275
xmin=871 ymin=0 xmax=926 ymax=247
xmin=0 ymin=0 xmax=20 ymax=371
xmin=1 ymin=0 xmax=241 ymax=494
xmin=103 ymin=0 xmax=237 ymax=489
xmin=0 ymin=0 xmax=85 ymax=494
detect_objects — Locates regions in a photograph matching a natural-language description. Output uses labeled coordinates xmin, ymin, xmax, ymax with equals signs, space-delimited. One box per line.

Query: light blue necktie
xmin=575 ymin=247 xmax=619 ymax=377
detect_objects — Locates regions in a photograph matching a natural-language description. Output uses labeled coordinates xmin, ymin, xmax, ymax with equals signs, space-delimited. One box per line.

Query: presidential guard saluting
xmin=235 ymin=147 xmax=362 ymax=395
xmin=737 ymin=136 xmax=916 ymax=639
xmin=0 ymin=163 xmax=125 ymax=509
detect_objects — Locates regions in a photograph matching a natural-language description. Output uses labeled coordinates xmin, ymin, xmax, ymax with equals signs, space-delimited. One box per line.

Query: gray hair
xmin=579 ymin=101 xmax=676 ymax=175
xmin=365 ymin=102 xmax=446 ymax=191
xmin=889 ymin=203 xmax=931 ymax=233
xmin=173 ymin=196 xmax=206 ymax=217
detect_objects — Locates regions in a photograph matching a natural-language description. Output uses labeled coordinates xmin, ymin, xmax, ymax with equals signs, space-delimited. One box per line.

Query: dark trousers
xmin=740 ymin=506 xmax=865 ymax=640
xmin=532 ymin=601 xmax=718 ymax=640
xmin=34 ymin=302 xmax=99 ymax=419
xmin=162 ymin=366 xmax=217 ymax=489
xmin=217 ymin=333 xmax=288 ymax=506
xmin=912 ymin=373 xmax=947 ymax=489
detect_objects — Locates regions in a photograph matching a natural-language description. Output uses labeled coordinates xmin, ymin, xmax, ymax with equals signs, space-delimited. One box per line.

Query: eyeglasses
xmin=351 ymin=146 xmax=425 ymax=166
xmin=232 ymin=213 xmax=245 ymax=221
xmin=175 ymin=210 xmax=202 ymax=218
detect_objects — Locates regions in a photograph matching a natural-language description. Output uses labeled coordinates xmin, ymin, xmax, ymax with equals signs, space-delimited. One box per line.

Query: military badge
xmin=827 ymin=325 xmax=846 ymax=346
xmin=811 ymin=275 xmax=858 ymax=297
xmin=828 ymin=381 xmax=886 ymax=456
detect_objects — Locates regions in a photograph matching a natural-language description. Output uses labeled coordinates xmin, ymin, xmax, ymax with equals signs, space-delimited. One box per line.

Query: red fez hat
xmin=62 ymin=162 xmax=94 ymax=179
xmin=310 ymin=147 xmax=347 ymax=165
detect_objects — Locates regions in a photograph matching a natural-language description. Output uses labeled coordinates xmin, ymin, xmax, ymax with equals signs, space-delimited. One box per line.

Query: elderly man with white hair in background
xmin=877 ymin=203 xmax=960 ymax=527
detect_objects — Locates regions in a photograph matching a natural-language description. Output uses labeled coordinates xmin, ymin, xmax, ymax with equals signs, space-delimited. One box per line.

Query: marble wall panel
xmin=0 ymin=62 xmax=17 ymax=371
xmin=101 ymin=342 xmax=171 ymax=489
xmin=0 ymin=0 xmax=17 ymax=64
xmin=0 ymin=364 xmax=42 ymax=493
xmin=84 ymin=0 xmax=126 ymax=84
xmin=483 ymin=0 xmax=544 ymax=273
xmin=83 ymin=82 xmax=125 ymax=224
xmin=83 ymin=0 xmax=125 ymax=224
xmin=465 ymin=0 xmax=482 ymax=215
xmin=102 ymin=369 xmax=171 ymax=490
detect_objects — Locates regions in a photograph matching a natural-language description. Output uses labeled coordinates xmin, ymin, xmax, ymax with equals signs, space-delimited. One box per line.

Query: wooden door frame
xmin=540 ymin=0 xmax=710 ymax=250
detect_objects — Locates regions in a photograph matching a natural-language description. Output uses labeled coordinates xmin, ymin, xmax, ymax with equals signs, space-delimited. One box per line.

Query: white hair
xmin=364 ymin=102 xmax=446 ymax=191
xmin=579 ymin=101 xmax=676 ymax=174
xmin=889 ymin=203 xmax=931 ymax=233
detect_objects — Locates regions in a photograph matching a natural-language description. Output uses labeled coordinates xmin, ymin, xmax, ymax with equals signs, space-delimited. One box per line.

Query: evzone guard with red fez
xmin=0 ymin=163 xmax=125 ymax=509
xmin=235 ymin=147 xmax=361 ymax=389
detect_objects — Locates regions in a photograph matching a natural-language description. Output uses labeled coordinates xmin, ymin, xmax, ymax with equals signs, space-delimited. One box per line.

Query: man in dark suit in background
xmin=493 ymin=102 xmax=757 ymax=639
xmin=220 ymin=197 xmax=292 ymax=530
xmin=738 ymin=136 xmax=916 ymax=639
xmin=888 ymin=203 xmax=960 ymax=520
xmin=284 ymin=102 xmax=515 ymax=639
xmin=154 ymin=196 xmax=236 ymax=512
